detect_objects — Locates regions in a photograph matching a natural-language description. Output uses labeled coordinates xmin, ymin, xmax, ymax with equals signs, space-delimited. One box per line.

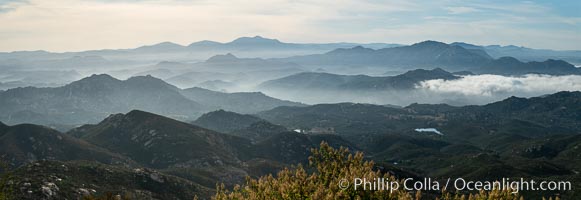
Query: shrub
xmin=214 ymin=142 xmax=524 ymax=200
xmin=0 ymin=161 xmax=13 ymax=200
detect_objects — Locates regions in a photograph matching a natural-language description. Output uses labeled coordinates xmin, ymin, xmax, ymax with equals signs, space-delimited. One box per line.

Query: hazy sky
xmin=0 ymin=0 xmax=580 ymax=52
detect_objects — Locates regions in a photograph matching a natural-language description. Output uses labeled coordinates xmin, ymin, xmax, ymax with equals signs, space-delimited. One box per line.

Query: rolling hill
xmin=68 ymin=110 xmax=249 ymax=169
xmin=0 ymin=123 xmax=133 ymax=168
xmin=0 ymin=74 xmax=303 ymax=127
xmin=180 ymin=87 xmax=305 ymax=114
xmin=3 ymin=160 xmax=212 ymax=199
xmin=0 ymin=74 xmax=203 ymax=125
xmin=192 ymin=110 xmax=288 ymax=142
xmin=1 ymin=91 xmax=580 ymax=199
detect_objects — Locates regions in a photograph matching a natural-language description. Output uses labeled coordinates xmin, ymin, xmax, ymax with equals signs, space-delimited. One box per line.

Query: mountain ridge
xmin=0 ymin=74 xmax=303 ymax=126
xmin=0 ymin=122 xmax=135 ymax=167
xmin=258 ymin=68 xmax=460 ymax=91
xmin=278 ymin=40 xmax=580 ymax=75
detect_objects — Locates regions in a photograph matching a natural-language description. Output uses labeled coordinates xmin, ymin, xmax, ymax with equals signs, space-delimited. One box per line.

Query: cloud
xmin=468 ymin=1 xmax=549 ymax=14
xmin=0 ymin=0 xmax=27 ymax=13
xmin=259 ymin=74 xmax=581 ymax=106
xmin=0 ymin=0 xmax=579 ymax=51
xmin=445 ymin=6 xmax=479 ymax=14
xmin=0 ymin=0 xmax=420 ymax=51
xmin=417 ymin=74 xmax=581 ymax=97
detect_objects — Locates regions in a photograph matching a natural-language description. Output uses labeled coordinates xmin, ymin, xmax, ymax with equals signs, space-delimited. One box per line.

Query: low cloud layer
xmin=259 ymin=74 xmax=581 ymax=107
xmin=418 ymin=74 xmax=581 ymax=99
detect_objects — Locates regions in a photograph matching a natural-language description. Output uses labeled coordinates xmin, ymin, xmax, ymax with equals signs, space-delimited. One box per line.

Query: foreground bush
xmin=0 ymin=161 xmax=13 ymax=200
xmin=214 ymin=142 xmax=524 ymax=200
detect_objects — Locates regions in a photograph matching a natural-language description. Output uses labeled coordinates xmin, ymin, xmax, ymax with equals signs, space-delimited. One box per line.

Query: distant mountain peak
xmin=137 ymin=41 xmax=184 ymax=49
xmin=126 ymin=109 xmax=158 ymax=119
xmin=327 ymin=45 xmax=374 ymax=54
xmin=450 ymin=42 xmax=472 ymax=46
xmin=189 ymin=40 xmax=222 ymax=45
xmin=88 ymin=73 xmax=115 ymax=78
xmin=350 ymin=45 xmax=374 ymax=51
xmin=496 ymin=56 xmax=521 ymax=63
xmin=450 ymin=42 xmax=483 ymax=50
xmin=99 ymin=110 xmax=171 ymax=127
xmin=193 ymin=110 xmax=264 ymax=133
xmin=125 ymin=75 xmax=178 ymax=89
xmin=397 ymin=68 xmax=459 ymax=81
xmin=412 ymin=40 xmax=449 ymax=47
xmin=551 ymin=91 xmax=581 ymax=98
xmin=542 ymin=59 xmax=572 ymax=66
xmin=426 ymin=40 xmax=446 ymax=44
xmin=403 ymin=68 xmax=447 ymax=74
xmin=198 ymin=109 xmax=260 ymax=121
xmin=74 ymin=74 xmax=119 ymax=84
xmin=100 ymin=113 xmax=126 ymax=124
xmin=206 ymin=53 xmax=239 ymax=62
xmin=431 ymin=67 xmax=448 ymax=73
xmin=230 ymin=36 xmax=282 ymax=45
xmin=126 ymin=74 xmax=164 ymax=82
xmin=156 ymin=41 xmax=182 ymax=46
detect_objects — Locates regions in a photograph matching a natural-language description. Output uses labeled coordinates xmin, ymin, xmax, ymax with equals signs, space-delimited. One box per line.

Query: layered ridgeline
xmin=125 ymin=35 xmax=400 ymax=60
xmin=3 ymin=37 xmax=579 ymax=94
xmin=259 ymin=68 xmax=460 ymax=91
xmin=0 ymin=122 xmax=134 ymax=167
xmin=255 ymin=91 xmax=581 ymax=198
xmin=160 ymin=53 xmax=306 ymax=89
xmin=257 ymin=68 xmax=468 ymax=105
xmin=258 ymin=91 xmax=581 ymax=140
xmin=0 ymin=36 xmax=398 ymax=92
xmin=257 ymin=67 xmax=581 ymax=106
xmin=0 ymin=36 xmax=401 ymax=70
xmin=451 ymin=42 xmax=581 ymax=63
xmin=2 ymin=36 xmax=578 ymax=71
xmin=0 ymin=109 xmax=355 ymax=199
xmin=1 ymin=92 xmax=580 ymax=198
xmin=67 ymin=110 xmax=353 ymax=184
xmin=180 ymin=87 xmax=304 ymax=114
xmin=0 ymin=122 xmax=215 ymax=199
xmin=0 ymin=74 xmax=302 ymax=127
xmin=191 ymin=91 xmax=580 ymax=183
xmin=276 ymin=41 xmax=580 ymax=75
xmin=192 ymin=110 xmax=289 ymax=143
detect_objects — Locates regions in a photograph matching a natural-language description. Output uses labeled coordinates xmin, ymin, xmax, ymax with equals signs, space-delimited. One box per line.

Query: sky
xmin=0 ymin=0 xmax=580 ymax=52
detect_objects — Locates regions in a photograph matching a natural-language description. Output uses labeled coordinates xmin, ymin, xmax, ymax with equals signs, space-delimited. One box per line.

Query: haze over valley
xmin=1 ymin=0 xmax=580 ymax=199
xmin=2 ymin=37 xmax=580 ymax=109
xmin=2 ymin=37 xmax=581 ymax=200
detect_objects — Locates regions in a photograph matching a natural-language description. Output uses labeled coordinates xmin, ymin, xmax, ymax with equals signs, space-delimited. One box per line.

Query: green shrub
xmin=0 ymin=161 xmax=13 ymax=200
xmin=214 ymin=142 xmax=525 ymax=200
